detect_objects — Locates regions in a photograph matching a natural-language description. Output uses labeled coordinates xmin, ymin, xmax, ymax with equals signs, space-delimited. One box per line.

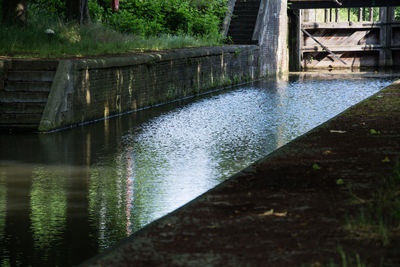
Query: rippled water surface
xmin=0 ymin=75 xmax=396 ymax=266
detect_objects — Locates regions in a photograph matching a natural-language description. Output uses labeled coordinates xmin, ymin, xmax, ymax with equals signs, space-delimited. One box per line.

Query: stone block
xmin=0 ymin=61 xmax=6 ymax=91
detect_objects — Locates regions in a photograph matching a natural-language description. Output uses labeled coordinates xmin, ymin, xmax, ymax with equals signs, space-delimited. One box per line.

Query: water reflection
xmin=30 ymin=167 xmax=66 ymax=253
xmin=0 ymin=172 xmax=6 ymax=241
xmin=0 ymin=75 xmax=396 ymax=266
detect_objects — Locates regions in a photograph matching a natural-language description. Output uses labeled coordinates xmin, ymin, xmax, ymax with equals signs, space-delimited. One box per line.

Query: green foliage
xmin=26 ymin=0 xmax=227 ymax=38
xmin=102 ymin=0 xmax=227 ymax=38
xmin=29 ymin=0 xmax=66 ymax=20
xmin=395 ymin=7 xmax=400 ymax=21
xmin=0 ymin=0 xmax=226 ymax=57
xmin=312 ymin=163 xmax=321 ymax=170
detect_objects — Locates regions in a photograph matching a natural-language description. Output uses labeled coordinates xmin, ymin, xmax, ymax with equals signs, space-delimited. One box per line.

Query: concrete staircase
xmin=0 ymin=60 xmax=58 ymax=131
xmin=227 ymin=0 xmax=261 ymax=44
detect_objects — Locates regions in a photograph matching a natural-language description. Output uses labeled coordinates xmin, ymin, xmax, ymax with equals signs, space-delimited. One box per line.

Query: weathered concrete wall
xmin=0 ymin=62 xmax=5 ymax=92
xmin=39 ymin=45 xmax=260 ymax=131
xmin=256 ymin=0 xmax=289 ymax=75
xmin=0 ymin=60 xmax=9 ymax=92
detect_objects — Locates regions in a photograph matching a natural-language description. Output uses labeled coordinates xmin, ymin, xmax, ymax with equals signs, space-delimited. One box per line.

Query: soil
xmin=83 ymin=80 xmax=400 ymax=266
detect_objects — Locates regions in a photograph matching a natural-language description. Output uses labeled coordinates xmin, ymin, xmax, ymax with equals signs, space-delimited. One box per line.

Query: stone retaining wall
xmin=39 ymin=45 xmax=260 ymax=131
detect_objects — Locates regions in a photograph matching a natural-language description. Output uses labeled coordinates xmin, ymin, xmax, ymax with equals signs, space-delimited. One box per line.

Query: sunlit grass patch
xmin=0 ymin=21 xmax=223 ymax=58
xmin=344 ymin=164 xmax=400 ymax=246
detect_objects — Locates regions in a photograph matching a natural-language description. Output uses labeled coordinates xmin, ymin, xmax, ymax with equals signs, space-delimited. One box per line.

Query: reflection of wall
xmin=0 ymin=172 xmax=6 ymax=241
xmin=40 ymin=46 xmax=261 ymax=131
xmin=274 ymin=75 xmax=290 ymax=148
xmin=88 ymin=160 xmax=129 ymax=250
xmin=30 ymin=167 xmax=66 ymax=252
xmin=88 ymin=143 xmax=169 ymax=250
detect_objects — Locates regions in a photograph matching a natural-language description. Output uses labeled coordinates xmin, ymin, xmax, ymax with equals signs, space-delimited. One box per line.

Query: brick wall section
xmin=40 ymin=45 xmax=260 ymax=131
xmin=0 ymin=60 xmax=8 ymax=91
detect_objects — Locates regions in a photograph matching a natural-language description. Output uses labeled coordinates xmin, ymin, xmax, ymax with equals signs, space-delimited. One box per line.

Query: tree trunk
xmin=2 ymin=0 xmax=27 ymax=26
xmin=66 ymin=0 xmax=90 ymax=24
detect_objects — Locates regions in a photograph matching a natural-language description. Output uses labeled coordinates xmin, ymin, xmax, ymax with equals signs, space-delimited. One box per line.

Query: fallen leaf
xmin=323 ymin=150 xmax=333 ymax=155
xmin=370 ymin=129 xmax=380 ymax=135
xmin=259 ymin=209 xmax=274 ymax=216
xmin=258 ymin=209 xmax=287 ymax=217
xmin=336 ymin=178 xmax=344 ymax=185
xmin=330 ymin=130 xmax=346 ymax=134
xmin=313 ymin=163 xmax=321 ymax=170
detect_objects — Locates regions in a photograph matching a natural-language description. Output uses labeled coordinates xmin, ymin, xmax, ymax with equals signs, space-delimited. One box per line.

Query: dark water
xmin=0 ymin=74 xmax=396 ymax=266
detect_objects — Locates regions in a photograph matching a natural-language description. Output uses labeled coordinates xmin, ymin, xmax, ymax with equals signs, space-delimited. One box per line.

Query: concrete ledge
xmin=73 ymin=46 xmax=258 ymax=70
xmin=82 ymin=79 xmax=400 ymax=266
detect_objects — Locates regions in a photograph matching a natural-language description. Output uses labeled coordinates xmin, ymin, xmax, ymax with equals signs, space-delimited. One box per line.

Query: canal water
xmin=0 ymin=74 xmax=396 ymax=266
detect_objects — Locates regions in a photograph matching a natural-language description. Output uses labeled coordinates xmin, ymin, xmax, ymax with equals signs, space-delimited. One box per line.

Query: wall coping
xmin=68 ymin=45 xmax=259 ymax=70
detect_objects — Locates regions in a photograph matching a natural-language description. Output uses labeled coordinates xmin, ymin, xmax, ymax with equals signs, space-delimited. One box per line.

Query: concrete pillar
xmin=257 ymin=0 xmax=288 ymax=76
xmin=379 ymin=7 xmax=393 ymax=68
xmin=288 ymin=9 xmax=301 ymax=72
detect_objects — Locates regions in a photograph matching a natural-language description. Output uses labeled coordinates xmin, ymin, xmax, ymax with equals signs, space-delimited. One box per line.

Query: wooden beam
xmin=290 ymin=0 xmax=400 ymax=9
xmin=302 ymin=21 xmax=386 ymax=30
xmin=301 ymin=44 xmax=383 ymax=52
xmin=301 ymin=28 xmax=348 ymax=65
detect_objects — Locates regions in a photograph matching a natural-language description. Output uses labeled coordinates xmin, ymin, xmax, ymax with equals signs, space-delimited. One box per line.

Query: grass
xmin=327 ymin=247 xmax=369 ymax=267
xmin=344 ymin=163 xmax=400 ymax=246
xmin=0 ymin=20 xmax=224 ymax=58
xmin=304 ymin=247 xmax=370 ymax=267
xmin=314 ymin=163 xmax=400 ymax=267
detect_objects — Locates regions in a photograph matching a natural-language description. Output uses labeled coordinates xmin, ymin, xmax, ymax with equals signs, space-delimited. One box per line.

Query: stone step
xmin=228 ymin=39 xmax=258 ymax=45
xmin=5 ymin=81 xmax=52 ymax=92
xmin=227 ymin=33 xmax=253 ymax=38
xmin=0 ymin=124 xmax=38 ymax=132
xmin=235 ymin=1 xmax=260 ymax=5
xmin=234 ymin=5 xmax=259 ymax=10
xmin=0 ymin=102 xmax=47 ymax=114
xmin=0 ymin=113 xmax=43 ymax=124
xmin=0 ymin=91 xmax=49 ymax=103
xmin=231 ymin=17 xmax=257 ymax=25
xmin=234 ymin=6 xmax=259 ymax=11
xmin=234 ymin=4 xmax=260 ymax=9
xmin=7 ymin=71 xmax=55 ymax=82
xmin=227 ymin=0 xmax=261 ymax=45
xmin=8 ymin=60 xmax=59 ymax=71
xmin=228 ymin=24 xmax=257 ymax=31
